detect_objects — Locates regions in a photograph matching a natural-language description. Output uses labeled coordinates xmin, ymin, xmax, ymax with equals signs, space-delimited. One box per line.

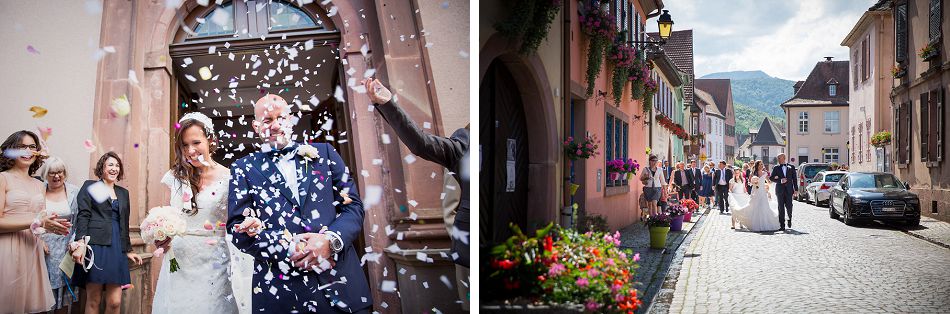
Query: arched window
xmin=194 ymin=2 xmax=235 ymax=37
xmin=268 ymin=1 xmax=319 ymax=31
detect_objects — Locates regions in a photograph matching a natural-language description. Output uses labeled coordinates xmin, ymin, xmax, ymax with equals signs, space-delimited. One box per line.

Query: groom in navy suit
xmin=227 ymin=94 xmax=371 ymax=313
xmin=769 ymin=153 xmax=798 ymax=231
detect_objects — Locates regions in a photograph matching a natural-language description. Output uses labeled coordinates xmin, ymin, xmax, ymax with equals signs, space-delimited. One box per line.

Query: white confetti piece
xmin=128 ymin=70 xmax=138 ymax=85
xmin=199 ymin=67 xmax=213 ymax=80
xmin=363 ymin=68 xmax=376 ymax=78
xmin=381 ymin=134 xmax=391 ymax=144
xmin=102 ymin=46 xmax=116 ymax=53
xmin=208 ymin=46 xmax=216 ymax=54
xmin=360 ymin=44 xmax=369 ymax=57
xmin=423 ymin=122 xmax=431 ymax=129
xmin=380 ymin=280 xmax=397 ymax=293
xmin=184 ymin=74 xmax=197 ymax=82
xmin=404 ymin=154 xmax=416 ymax=164
xmin=87 ymin=181 xmax=111 ymax=203
xmin=459 ymin=50 xmax=470 ymax=59
xmin=415 ymin=251 xmax=427 ymax=262
xmin=334 ymin=86 xmax=345 ymax=103
xmin=408 ymin=200 xmax=418 ymax=207
xmin=440 ymin=275 xmax=453 ymax=288
xmin=364 ymin=185 xmax=382 ymax=208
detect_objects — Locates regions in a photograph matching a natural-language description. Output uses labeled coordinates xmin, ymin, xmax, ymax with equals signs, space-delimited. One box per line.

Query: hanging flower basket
xmin=629 ymin=60 xmax=648 ymax=100
xmin=609 ymin=35 xmax=637 ymax=105
xmin=564 ymin=133 xmax=601 ymax=160
xmin=493 ymin=0 xmax=563 ymax=55
xmin=919 ymin=41 xmax=940 ymax=61
xmin=642 ymin=76 xmax=658 ymax=114
xmin=579 ymin=2 xmax=616 ymax=96
xmin=870 ymin=130 xmax=892 ymax=148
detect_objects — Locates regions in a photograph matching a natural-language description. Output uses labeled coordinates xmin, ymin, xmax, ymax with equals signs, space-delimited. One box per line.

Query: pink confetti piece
xmin=26 ymin=45 xmax=40 ymax=55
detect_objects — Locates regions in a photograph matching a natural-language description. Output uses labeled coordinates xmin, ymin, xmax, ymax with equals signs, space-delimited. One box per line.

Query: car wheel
xmin=906 ymin=218 xmax=920 ymax=226
xmin=829 ymin=199 xmax=840 ymax=219
xmin=842 ymin=200 xmax=855 ymax=226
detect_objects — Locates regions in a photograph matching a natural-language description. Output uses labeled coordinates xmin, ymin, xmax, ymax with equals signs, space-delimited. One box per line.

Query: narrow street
xmin=662 ymin=188 xmax=950 ymax=313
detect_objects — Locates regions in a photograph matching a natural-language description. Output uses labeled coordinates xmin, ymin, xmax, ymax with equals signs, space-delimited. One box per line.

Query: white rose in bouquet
xmin=140 ymin=206 xmax=187 ymax=272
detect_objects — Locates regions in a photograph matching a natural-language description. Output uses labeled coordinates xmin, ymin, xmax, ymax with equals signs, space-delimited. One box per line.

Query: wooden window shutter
xmin=930 ymin=0 xmax=942 ymax=42
xmin=935 ymin=88 xmax=944 ymax=162
xmin=896 ymin=3 xmax=908 ymax=62
xmin=862 ymin=37 xmax=869 ymax=81
xmin=922 ymin=92 xmax=930 ymax=162
xmin=906 ymin=101 xmax=913 ymax=163
xmin=895 ymin=104 xmax=903 ymax=164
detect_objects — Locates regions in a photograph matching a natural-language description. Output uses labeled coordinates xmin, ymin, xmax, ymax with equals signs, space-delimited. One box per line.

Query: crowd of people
xmin=638 ymin=156 xmax=771 ymax=216
xmin=0 ymin=80 xmax=470 ymax=314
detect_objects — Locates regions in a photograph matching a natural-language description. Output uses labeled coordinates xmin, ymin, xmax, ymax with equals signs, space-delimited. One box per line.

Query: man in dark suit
xmin=689 ymin=160 xmax=702 ymax=202
xmin=769 ymin=153 xmax=798 ymax=231
xmin=672 ymin=163 xmax=694 ymax=201
xmin=663 ymin=160 xmax=672 ymax=181
xmin=712 ymin=160 xmax=733 ymax=213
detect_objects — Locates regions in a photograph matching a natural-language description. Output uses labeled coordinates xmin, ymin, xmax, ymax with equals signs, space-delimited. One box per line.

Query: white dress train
xmin=152 ymin=170 xmax=253 ymax=314
xmin=729 ymin=174 xmax=782 ymax=232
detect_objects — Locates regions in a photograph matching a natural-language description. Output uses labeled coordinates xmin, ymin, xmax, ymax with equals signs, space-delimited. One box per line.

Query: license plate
xmin=882 ymin=207 xmax=900 ymax=212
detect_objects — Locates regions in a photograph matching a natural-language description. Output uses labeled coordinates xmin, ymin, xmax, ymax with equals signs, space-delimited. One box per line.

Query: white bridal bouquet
xmin=140 ymin=206 xmax=187 ymax=272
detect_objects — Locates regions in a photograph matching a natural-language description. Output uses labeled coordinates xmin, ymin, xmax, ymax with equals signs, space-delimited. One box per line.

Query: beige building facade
xmin=783 ymin=59 xmax=851 ymax=166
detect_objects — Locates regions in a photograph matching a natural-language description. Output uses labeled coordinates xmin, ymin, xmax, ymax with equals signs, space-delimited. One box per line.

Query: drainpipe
xmin=561 ymin=0 xmax=572 ymax=224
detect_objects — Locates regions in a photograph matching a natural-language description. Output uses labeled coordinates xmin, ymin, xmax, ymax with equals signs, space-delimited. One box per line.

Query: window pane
xmin=824 ymin=111 xmax=839 ymax=133
xmin=269 ymin=1 xmax=318 ymax=31
xmin=194 ymin=3 xmax=235 ymax=37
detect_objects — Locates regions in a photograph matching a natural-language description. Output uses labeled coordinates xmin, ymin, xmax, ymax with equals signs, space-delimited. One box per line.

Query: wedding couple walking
xmin=148 ymin=93 xmax=371 ymax=313
xmin=727 ymin=154 xmax=798 ymax=232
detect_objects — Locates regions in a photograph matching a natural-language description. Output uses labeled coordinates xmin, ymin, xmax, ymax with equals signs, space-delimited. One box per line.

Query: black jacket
xmin=713 ymin=168 xmax=733 ymax=186
xmin=373 ymin=99 xmax=470 ymax=267
xmin=74 ymin=180 xmax=132 ymax=252
xmin=672 ymin=169 xmax=694 ymax=187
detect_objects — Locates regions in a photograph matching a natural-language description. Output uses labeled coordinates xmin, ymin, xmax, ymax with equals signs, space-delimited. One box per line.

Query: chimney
xmin=824 ymin=56 xmax=834 ymax=62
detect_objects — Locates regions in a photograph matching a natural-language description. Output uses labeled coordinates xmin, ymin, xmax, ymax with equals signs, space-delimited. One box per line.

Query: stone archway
xmin=479 ymin=33 xmax=559 ymax=237
xmin=88 ymin=1 xmax=415 ymax=312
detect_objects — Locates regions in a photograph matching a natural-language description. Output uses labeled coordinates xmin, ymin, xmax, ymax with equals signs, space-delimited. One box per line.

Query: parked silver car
xmin=796 ymin=162 xmax=830 ymax=202
xmin=805 ymin=171 xmax=847 ymax=206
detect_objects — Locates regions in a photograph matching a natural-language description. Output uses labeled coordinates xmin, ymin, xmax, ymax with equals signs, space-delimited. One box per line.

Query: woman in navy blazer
xmin=70 ymin=151 xmax=142 ymax=314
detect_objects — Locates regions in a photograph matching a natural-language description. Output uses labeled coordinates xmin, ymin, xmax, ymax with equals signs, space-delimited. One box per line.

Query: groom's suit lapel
xmin=295 ymin=149 xmax=314 ymax=209
xmin=257 ymin=151 xmax=301 ymax=208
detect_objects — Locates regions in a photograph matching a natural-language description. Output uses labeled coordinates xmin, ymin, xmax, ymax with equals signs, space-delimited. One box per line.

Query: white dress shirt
xmin=717 ymin=169 xmax=727 ymax=185
xmin=276 ymin=147 xmax=300 ymax=203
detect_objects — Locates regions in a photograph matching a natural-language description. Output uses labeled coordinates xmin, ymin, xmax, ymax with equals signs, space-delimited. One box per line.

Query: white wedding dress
xmin=152 ymin=169 xmax=253 ymax=314
xmin=729 ymin=173 xmax=782 ymax=232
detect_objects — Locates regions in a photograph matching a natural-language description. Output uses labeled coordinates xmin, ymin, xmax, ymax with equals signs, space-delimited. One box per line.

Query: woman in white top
xmin=37 ymin=156 xmax=80 ymax=314
xmin=639 ymin=155 xmax=668 ymax=217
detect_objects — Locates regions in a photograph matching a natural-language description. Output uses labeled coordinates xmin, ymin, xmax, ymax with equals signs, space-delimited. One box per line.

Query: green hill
xmin=701 ymin=70 xmax=794 ymax=136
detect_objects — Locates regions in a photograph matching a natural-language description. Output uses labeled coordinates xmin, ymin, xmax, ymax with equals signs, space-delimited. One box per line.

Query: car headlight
xmin=851 ymin=198 xmax=869 ymax=205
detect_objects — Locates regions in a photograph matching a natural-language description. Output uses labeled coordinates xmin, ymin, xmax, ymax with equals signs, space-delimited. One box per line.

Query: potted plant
xmin=487 ymin=223 xmax=644 ymax=312
xmin=666 ymin=204 xmax=687 ymax=232
xmin=680 ymin=199 xmax=699 ymax=222
xmin=606 ymin=159 xmax=626 ymax=181
xmin=870 ymin=130 xmax=891 ymax=147
xmin=623 ymin=159 xmax=640 ymax=180
xmin=919 ymin=41 xmax=940 ymax=61
xmin=564 ymin=134 xmax=601 ymax=160
xmin=644 ymin=213 xmax=671 ymax=249
xmin=579 ymin=1 xmax=617 ymax=96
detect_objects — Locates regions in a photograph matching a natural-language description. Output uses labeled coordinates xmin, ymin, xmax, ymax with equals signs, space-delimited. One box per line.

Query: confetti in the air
xmin=83 ymin=139 xmax=96 ymax=153
xmin=87 ymin=181 xmax=111 ymax=203
xmin=111 ymin=95 xmax=131 ymax=117
xmin=26 ymin=45 xmax=40 ymax=55
xmin=29 ymin=106 xmax=48 ymax=118
xmin=199 ymin=66 xmax=213 ymax=80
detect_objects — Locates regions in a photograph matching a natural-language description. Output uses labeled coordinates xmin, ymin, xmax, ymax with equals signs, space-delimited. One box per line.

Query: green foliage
xmin=734 ymin=102 xmax=785 ymax=138
xmin=493 ymin=0 xmax=562 ymax=55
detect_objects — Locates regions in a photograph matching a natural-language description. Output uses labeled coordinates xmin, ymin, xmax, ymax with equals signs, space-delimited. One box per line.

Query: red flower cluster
xmin=655 ymin=114 xmax=689 ymax=139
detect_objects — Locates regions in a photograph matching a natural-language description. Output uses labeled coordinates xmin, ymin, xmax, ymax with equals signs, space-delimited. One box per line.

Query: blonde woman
xmin=38 ymin=157 xmax=80 ymax=314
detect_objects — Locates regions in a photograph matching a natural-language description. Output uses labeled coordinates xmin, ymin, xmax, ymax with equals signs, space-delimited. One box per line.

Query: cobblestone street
xmin=662 ymin=188 xmax=950 ymax=313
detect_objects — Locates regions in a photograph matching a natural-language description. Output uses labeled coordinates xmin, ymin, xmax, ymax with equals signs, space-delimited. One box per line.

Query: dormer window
xmin=829 ymin=84 xmax=837 ymax=96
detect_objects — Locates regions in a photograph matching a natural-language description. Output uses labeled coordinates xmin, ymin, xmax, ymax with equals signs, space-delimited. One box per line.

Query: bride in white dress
xmin=729 ymin=160 xmax=782 ymax=232
xmin=151 ymin=113 xmax=253 ymax=313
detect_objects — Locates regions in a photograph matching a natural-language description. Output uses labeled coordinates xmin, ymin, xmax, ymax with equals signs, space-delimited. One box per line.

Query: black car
xmin=829 ymin=172 xmax=920 ymax=226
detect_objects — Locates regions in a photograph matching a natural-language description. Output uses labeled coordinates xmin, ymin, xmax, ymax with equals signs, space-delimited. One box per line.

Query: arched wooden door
xmin=480 ymin=59 xmax=529 ymax=250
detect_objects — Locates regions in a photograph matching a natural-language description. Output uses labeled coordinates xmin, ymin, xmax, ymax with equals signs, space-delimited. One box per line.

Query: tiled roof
xmin=750 ymin=117 xmax=785 ymax=146
xmin=694 ymin=89 xmax=722 ymax=117
xmin=649 ymin=30 xmax=694 ymax=107
xmin=694 ymin=79 xmax=733 ymax=121
xmin=782 ymin=60 xmax=850 ymax=107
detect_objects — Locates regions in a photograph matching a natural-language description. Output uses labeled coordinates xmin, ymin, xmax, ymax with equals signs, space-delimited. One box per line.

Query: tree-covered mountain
xmin=701 ymin=70 xmax=795 ymax=137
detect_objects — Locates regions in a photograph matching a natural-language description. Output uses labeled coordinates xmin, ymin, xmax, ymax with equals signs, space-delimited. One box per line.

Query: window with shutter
xmin=921 ymin=92 xmax=930 ymax=162
xmin=895 ymin=104 xmax=904 ymax=164
xmin=930 ymin=0 xmax=942 ymax=42
xmin=932 ymin=88 xmax=944 ymax=162
xmin=907 ymin=101 xmax=913 ymax=163
xmin=896 ymin=3 xmax=908 ymax=62
xmin=853 ymin=50 xmax=860 ymax=86
xmin=862 ymin=35 xmax=870 ymax=81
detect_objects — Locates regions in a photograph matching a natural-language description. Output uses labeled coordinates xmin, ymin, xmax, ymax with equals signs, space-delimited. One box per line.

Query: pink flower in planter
xmin=576 ymin=277 xmax=590 ymax=287
xmin=587 ymin=269 xmax=599 ymax=277
xmin=585 ymin=300 xmax=600 ymax=311
xmin=548 ymin=262 xmax=566 ymax=276
xmin=633 ymin=253 xmax=641 ymax=262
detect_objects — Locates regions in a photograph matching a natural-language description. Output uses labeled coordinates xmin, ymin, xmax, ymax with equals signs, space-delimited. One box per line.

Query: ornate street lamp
xmin=628 ymin=10 xmax=674 ymax=46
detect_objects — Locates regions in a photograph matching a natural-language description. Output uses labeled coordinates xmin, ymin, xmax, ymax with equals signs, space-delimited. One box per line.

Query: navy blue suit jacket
xmin=227 ymin=143 xmax=371 ymax=313
xmin=769 ymin=164 xmax=798 ymax=194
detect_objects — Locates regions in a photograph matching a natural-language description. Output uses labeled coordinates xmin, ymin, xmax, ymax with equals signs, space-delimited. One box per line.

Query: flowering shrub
xmin=870 ymin=130 xmax=891 ymax=147
xmin=488 ymin=223 xmax=643 ymax=312
xmin=666 ymin=204 xmax=687 ymax=217
xmin=622 ymin=159 xmax=640 ymax=175
xmin=564 ymin=134 xmax=601 ymax=160
xmin=680 ymin=199 xmax=699 ymax=212
xmin=644 ymin=213 xmax=671 ymax=228
xmin=606 ymin=159 xmax=627 ymax=174
xmin=579 ymin=2 xmax=616 ymax=96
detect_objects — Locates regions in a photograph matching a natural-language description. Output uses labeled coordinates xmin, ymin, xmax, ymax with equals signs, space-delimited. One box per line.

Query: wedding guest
xmin=669 ymin=162 xmax=693 ymax=201
xmin=0 ymin=130 xmax=67 ymax=313
xmin=71 ymin=151 xmax=142 ymax=314
xmin=639 ymin=155 xmax=667 ymax=217
xmin=38 ymin=156 xmax=80 ymax=314
xmin=689 ymin=160 xmax=702 ymax=202
xmin=698 ymin=165 xmax=714 ymax=209
xmin=364 ymin=78 xmax=470 ymax=309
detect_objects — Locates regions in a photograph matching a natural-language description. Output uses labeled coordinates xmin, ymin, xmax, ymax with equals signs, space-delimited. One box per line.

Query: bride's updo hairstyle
xmin=172 ymin=112 xmax=219 ymax=216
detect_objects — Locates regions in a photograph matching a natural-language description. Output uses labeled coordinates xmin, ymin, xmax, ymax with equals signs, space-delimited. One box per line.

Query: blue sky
xmin=646 ymin=0 xmax=875 ymax=81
